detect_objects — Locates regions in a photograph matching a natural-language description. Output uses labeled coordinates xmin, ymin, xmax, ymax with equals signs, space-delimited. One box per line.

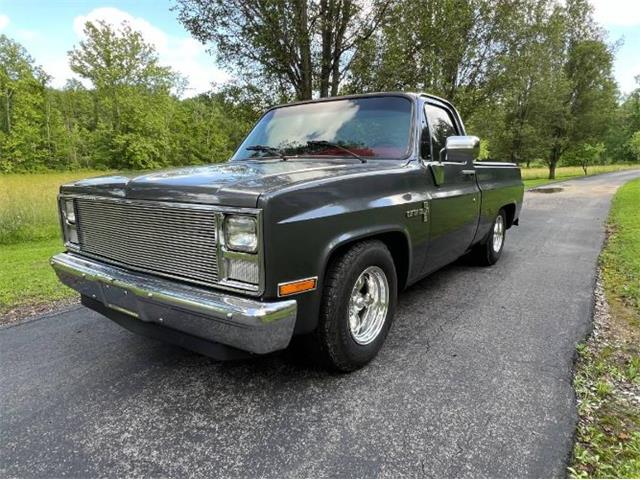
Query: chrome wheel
xmin=348 ymin=266 xmax=389 ymax=345
xmin=492 ymin=214 xmax=505 ymax=253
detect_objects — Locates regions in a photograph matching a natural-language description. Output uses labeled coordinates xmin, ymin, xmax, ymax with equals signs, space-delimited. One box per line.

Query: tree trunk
xmin=329 ymin=0 xmax=352 ymax=96
xmin=91 ymin=91 xmax=99 ymax=130
xmin=319 ymin=0 xmax=333 ymax=98
xmin=294 ymin=0 xmax=313 ymax=100
xmin=112 ymin=88 xmax=121 ymax=133
xmin=548 ymin=140 xmax=563 ymax=179
xmin=5 ymin=90 xmax=12 ymax=134
xmin=45 ymin=95 xmax=52 ymax=159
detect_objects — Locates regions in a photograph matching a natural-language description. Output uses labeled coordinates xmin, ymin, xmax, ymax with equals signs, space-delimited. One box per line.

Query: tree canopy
xmin=0 ymin=22 xmax=259 ymax=172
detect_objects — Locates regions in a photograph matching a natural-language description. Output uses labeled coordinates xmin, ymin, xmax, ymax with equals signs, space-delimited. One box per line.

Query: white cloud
xmin=73 ymin=7 xmax=168 ymax=52
xmin=43 ymin=55 xmax=77 ymax=89
xmin=0 ymin=14 xmax=9 ymax=31
xmin=70 ymin=7 xmax=228 ymax=96
xmin=590 ymin=0 xmax=640 ymax=26
xmin=615 ymin=62 xmax=640 ymax=94
xmin=15 ymin=29 xmax=39 ymax=41
xmin=162 ymin=37 xmax=229 ymax=95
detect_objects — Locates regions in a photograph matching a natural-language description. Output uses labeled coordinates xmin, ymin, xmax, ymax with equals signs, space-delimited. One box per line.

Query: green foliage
xmin=346 ymin=0 xmax=621 ymax=179
xmin=563 ymin=143 xmax=606 ymax=174
xmin=174 ymin=0 xmax=390 ymax=100
xmin=69 ymin=21 xmax=175 ymax=92
xmin=601 ymin=178 xmax=640 ymax=310
xmin=347 ymin=0 xmax=521 ymax=118
xmin=627 ymin=131 xmax=640 ymax=162
xmin=0 ymin=35 xmax=50 ymax=171
xmin=0 ymin=22 xmax=258 ymax=173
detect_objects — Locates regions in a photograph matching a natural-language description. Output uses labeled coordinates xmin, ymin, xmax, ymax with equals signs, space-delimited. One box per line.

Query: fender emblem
xmin=406 ymin=201 xmax=430 ymax=223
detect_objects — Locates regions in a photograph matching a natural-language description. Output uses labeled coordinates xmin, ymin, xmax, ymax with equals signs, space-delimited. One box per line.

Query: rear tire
xmin=313 ymin=240 xmax=398 ymax=372
xmin=471 ymin=209 xmax=506 ymax=266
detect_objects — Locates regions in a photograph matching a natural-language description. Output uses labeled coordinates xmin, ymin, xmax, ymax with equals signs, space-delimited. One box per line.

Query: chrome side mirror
xmin=444 ymin=135 xmax=480 ymax=162
xmin=430 ymin=136 xmax=480 ymax=186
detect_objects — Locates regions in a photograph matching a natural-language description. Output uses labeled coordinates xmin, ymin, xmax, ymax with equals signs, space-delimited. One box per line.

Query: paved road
xmin=2 ymin=170 xmax=639 ymax=478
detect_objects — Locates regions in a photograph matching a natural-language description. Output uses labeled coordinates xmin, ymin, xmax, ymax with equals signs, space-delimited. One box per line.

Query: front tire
xmin=313 ymin=240 xmax=398 ymax=372
xmin=472 ymin=208 xmax=506 ymax=266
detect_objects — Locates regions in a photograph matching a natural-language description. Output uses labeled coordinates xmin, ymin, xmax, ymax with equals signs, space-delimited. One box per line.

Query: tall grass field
xmin=521 ymin=164 xmax=640 ymax=188
xmin=0 ymin=171 xmax=111 ymax=244
xmin=0 ymin=171 xmax=109 ymax=313
xmin=520 ymin=164 xmax=640 ymax=181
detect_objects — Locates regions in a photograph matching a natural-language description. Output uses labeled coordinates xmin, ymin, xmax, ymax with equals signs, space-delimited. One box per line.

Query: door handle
xmin=461 ymin=169 xmax=476 ymax=176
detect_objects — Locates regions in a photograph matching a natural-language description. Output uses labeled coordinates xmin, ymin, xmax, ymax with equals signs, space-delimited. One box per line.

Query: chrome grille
xmin=74 ymin=197 xmax=218 ymax=286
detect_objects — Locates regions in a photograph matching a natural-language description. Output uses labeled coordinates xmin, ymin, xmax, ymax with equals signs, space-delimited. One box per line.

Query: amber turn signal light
xmin=278 ymin=277 xmax=317 ymax=297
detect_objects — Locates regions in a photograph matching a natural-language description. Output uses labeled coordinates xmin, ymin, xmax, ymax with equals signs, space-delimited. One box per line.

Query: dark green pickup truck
xmin=52 ymin=92 xmax=523 ymax=371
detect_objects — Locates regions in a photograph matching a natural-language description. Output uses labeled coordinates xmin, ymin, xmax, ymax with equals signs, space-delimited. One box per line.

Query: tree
xmin=69 ymin=20 xmax=176 ymax=133
xmin=0 ymin=30 xmax=258 ymax=172
xmin=627 ymin=131 xmax=640 ymax=162
xmin=174 ymin=0 xmax=390 ymax=101
xmin=345 ymin=0 xmax=526 ymax=119
xmin=542 ymin=0 xmax=618 ymax=179
xmin=563 ymin=142 xmax=606 ymax=174
xmin=0 ymin=35 xmax=51 ymax=171
xmin=607 ymin=78 xmax=640 ymax=163
xmin=477 ymin=0 xmax=564 ymax=166
xmin=68 ymin=20 xmax=181 ymax=169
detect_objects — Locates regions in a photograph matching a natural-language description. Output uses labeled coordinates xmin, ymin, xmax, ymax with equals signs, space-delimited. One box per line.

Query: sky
xmin=0 ymin=0 xmax=638 ymax=96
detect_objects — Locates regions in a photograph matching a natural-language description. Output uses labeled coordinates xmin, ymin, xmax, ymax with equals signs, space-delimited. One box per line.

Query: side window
xmin=424 ymin=104 xmax=458 ymax=161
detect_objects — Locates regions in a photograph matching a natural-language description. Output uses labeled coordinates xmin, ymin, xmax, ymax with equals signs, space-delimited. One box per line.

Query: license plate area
xmin=102 ymin=283 xmax=139 ymax=318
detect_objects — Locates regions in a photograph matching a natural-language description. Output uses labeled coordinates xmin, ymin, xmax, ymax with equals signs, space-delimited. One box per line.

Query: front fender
xmin=259 ymin=163 xmax=431 ymax=334
xmin=320 ymin=224 xmax=413 ymax=286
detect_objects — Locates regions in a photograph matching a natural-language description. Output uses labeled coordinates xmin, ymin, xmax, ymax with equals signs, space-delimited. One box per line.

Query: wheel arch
xmin=321 ymin=227 xmax=412 ymax=292
xmin=502 ymin=202 xmax=517 ymax=228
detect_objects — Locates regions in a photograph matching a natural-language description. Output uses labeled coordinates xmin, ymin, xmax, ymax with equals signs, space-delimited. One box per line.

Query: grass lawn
xmin=569 ymin=177 xmax=640 ymax=478
xmin=522 ymin=164 xmax=640 ymax=189
xmin=523 ymin=178 xmax=559 ymax=189
xmin=0 ymin=239 xmax=71 ymax=314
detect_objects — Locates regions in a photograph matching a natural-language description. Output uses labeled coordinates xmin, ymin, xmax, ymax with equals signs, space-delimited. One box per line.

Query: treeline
xmin=2 ymin=0 xmax=640 ymax=178
xmin=0 ymin=24 xmax=260 ymax=173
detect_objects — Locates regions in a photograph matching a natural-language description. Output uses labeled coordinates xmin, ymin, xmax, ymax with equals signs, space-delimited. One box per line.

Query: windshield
xmin=232 ymin=96 xmax=413 ymax=161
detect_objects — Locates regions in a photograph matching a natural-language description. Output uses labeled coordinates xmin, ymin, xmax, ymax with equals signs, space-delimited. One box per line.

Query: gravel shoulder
xmin=0 ymin=297 xmax=79 ymax=327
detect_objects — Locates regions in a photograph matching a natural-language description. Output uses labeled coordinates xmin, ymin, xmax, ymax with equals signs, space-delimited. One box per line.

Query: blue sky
xmin=0 ymin=0 xmax=638 ymax=96
xmin=0 ymin=0 xmax=228 ymax=96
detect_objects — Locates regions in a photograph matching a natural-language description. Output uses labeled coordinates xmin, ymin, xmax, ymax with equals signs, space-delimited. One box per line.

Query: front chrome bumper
xmin=51 ymin=253 xmax=297 ymax=354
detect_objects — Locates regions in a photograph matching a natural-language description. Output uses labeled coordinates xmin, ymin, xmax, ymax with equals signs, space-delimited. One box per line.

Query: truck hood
xmin=60 ymin=159 xmax=403 ymax=208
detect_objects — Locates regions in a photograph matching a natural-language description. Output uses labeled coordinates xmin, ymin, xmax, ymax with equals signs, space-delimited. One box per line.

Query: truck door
xmin=421 ymin=102 xmax=481 ymax=274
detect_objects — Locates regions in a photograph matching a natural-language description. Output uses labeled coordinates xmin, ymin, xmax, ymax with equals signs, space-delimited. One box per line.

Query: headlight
xmin=60 ymin=198 xmax=78 ymax=244
xmin=224 ymin=215 xmax=258 ymax=253
xmin=63 ymin=199 xmax=76 ymax=224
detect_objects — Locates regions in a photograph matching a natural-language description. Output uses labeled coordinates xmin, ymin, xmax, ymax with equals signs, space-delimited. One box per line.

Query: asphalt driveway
xmin=2 ymin=170 xmax=639 ymax=478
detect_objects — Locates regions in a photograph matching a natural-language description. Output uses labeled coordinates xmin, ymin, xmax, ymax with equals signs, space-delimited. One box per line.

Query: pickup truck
xmin=52 ymin=92 xmax=523 ymax=371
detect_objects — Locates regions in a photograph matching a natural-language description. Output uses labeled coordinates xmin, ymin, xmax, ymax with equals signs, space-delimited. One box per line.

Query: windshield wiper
xmin=306 ymin=140 xmax=367 ymax=163
xmin=245 ymin=144 xmax=288 ymax=161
